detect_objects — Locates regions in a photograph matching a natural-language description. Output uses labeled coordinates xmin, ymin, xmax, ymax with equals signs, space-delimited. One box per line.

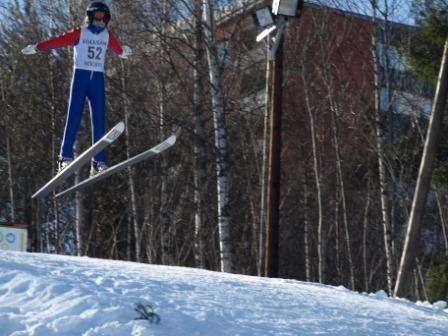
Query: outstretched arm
xmin=108 ymin=31 xmax=123 ymax=55
xmin=108 ymin=31 xmax=132 ymax=59
xmin=36 ymin=27 xmax=81 ymax=51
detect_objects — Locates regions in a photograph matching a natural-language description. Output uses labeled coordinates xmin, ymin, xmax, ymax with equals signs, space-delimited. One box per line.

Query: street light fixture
xmin=253 ymin=6 xmax=277 ymax=43
xmin=252 ymin=6 xmax=275 ymax=28
xmin=253 ymin=0 xmax=303 ymax=57
xmin=272 ymin=0 xmax=303 ymax=17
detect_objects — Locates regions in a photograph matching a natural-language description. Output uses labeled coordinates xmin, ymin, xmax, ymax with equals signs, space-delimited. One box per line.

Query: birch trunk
xmin=49 ymin=68 xmax=61 ymax=253
xmin=317 ymin=21 xmax=355 ymax=288
xmin=35 ymin=203 xmax=43 ymax=252
xmin=202 ymin=0 xmax=233 ymax=273
xmin=413 ymin=269 xmax=420 ymax=301
xmin=143 ymin=209 xmax=154 ymax=264
xmin=1 ymin=79 xmax=16 ymax=223
xmin=126 ymin=212 xmax=132 ymax=261
xmin=330 ymin=104 xmax=355 ymax=290
xmin=302 ymin=69 xmax=325 ymax=283
xmin=158 ymin=1 xmax=173 ymax=266
xmin=371 ymin=1 xmax=395 ymax=294
xmin=75 ymin=177 xmax=93 ymax=256
xmin=416 ymin=258 xmax=429 ymax=301
xmin=121 ymin=62 xmax=141 ymax=263
xmin=74 ymin=173 xmax=82 ymax=255
xmin=5 ymin=135 xmax=16 ymax=222
xmin=193 ymin=0 xmax=208 ymax=268
xmin=334 ymin=187 xmax=341 ymax=282
xmin=158 ymin=80 xmax=172 ymax=265
xmin=128 ymin=157 xmax=140 ymax=262
xmin=363 ymin=176 xmax=372 ymax=292
xmin=302 ymin=164 xmax=311 ymax=281
xmin=435 ymin=191 xmax=448 ymax=256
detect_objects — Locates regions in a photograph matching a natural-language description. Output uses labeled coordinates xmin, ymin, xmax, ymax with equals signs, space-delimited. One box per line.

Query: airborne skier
xmin=22 ymin=1 xmax=132 ymax=175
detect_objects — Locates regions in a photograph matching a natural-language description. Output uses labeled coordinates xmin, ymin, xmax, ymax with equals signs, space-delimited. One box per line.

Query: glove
xmin=21 ymin=44 xmax=38 ymax=55
xmin=119 ymin=46 xmax=132 ymax=59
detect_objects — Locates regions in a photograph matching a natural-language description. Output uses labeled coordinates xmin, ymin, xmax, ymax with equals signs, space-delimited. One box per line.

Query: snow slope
xmin=0 ymin=251 xmax=447 ymax=336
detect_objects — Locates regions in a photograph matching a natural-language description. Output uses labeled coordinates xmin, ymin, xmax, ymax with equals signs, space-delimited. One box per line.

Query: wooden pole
xmin=265 ymin=35 xmax=284 ymax=278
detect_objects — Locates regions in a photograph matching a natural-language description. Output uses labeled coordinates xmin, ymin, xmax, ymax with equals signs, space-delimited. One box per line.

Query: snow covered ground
xmin=0 ymin=251 xmax=447 ymax=336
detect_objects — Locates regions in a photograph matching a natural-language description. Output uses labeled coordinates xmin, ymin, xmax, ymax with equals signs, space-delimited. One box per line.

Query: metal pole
xmin=264 ymin=32 xmax=284 ymax=278
xmin=258 ymin=41 xmax=272 ymax=277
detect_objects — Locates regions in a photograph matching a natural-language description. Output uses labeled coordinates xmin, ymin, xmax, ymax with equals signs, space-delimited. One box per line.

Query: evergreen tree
xmin=426 ymin=256 xmax=448 ymax=302
xmin=409 ymin=0 xmax=448 ymax=83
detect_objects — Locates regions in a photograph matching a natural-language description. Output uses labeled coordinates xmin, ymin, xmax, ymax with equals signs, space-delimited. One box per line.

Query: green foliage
xmin=408 ymin=12 xmax=448 ymax=84
xmin=426 ymin=256 xmax=448 ymax=303
xmin=432 ymin=162 xmax=448 ymax=189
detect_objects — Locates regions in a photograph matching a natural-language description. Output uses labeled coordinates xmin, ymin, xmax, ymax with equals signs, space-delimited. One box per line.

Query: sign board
xmin=0 ymin=226 xmax=28 ymax=252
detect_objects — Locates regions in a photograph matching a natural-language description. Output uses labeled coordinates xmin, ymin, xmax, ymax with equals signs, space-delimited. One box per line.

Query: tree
xmin=395 ymin=33 xmax=448 ymax=298
xmin=409 ymin=2 xmax=448 ymax=83
xmin=426 ymin=256 xmax=448 ymax=302
xmin=394 ymin=1 xmax=448 ymax=298
xmin=202 ymin=0 xmax=234 ymax=273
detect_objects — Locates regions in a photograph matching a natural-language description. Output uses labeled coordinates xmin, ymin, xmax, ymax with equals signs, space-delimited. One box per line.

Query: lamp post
xmin=253 ymin=0 xmax=303 ymax=278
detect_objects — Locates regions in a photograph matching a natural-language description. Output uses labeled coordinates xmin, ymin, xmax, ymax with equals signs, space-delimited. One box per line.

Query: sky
xmin=0 ymin=0 xmax=414 ymax=25
xmin=307 ymin=0 xmax=414 ymax=25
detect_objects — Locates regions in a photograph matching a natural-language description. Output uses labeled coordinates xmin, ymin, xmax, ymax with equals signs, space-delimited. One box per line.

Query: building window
xmin=380 ymin=88 xmax=432 ymax=118
xmin=377 ymin=43 xmax=409 ymax=72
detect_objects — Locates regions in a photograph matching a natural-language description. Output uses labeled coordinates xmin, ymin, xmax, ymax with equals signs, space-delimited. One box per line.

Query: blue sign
xmin=6 ymin=233 xmax=15 ymax=244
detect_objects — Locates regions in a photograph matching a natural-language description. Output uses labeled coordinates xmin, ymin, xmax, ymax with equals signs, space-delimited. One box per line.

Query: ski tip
xmin=166 ymin=128 xmax=181 ymax=146
xmin=113 ymin=121 xmax=125 ymax=135
xmin=105 ymin=121 xmax=126 ymax=143
xmin=116 ymin=121 xmax=125 ymax=132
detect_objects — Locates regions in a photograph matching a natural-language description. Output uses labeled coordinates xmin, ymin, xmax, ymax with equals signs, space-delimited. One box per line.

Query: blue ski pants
xmin=60 ymin=69 xmax=106 ymax=163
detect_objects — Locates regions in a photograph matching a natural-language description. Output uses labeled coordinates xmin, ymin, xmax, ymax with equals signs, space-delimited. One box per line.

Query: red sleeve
xmin=36 ymin=27 xmax=81 ymax=51
xmin=108 ymin=31 xmax=123 ymax=55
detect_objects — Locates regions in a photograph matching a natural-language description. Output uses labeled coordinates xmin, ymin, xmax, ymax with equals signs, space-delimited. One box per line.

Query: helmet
xmin=87 ymin=2 xmax=111 ymax=25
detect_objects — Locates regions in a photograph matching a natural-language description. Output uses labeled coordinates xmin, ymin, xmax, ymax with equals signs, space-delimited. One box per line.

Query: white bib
xmin=74 ymin=26 xmax=109 ymax=72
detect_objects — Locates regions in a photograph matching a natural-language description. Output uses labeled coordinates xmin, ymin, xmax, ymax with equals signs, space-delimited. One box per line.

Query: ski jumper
xmin=36 ymin=25 xmax=123 ymax=163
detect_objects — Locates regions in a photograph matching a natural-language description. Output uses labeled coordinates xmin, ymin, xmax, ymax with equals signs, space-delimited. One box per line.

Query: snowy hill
xmin=0 ymin=251 xmax=447 ymax=336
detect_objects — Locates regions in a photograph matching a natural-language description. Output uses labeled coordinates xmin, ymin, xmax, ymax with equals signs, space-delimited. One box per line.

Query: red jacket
xmin=36 ymin=27 xmax=123 ymax=55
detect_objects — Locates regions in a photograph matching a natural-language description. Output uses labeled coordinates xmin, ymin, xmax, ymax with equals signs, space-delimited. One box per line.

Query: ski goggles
xmin=93 ymin=11 xmax=106 ymax=20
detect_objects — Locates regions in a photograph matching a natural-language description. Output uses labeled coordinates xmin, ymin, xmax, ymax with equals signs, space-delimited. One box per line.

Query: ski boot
xmin=57 ymin=157 xmax=73 ymax=173
xmin=90 ymin=161 xmax=108 ymax=176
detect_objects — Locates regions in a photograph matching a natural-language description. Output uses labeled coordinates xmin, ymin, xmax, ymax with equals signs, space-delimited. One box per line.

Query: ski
xmin=32 ymin=121 xmax=125 ymax=200
xmin=54 ymin=130 xmax=179 ymax=199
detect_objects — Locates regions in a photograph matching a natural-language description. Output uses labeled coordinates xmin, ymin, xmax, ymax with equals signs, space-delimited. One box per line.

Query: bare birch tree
xmin=370 ymin=0 xmax=396 ymax=294
xmin=202 ymin=0 xmax=233 ymax=273
xmin=192 ymin=0 xmax=208 ymax=268
xmin=300 ymin=53 xmax=325 ymax=283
